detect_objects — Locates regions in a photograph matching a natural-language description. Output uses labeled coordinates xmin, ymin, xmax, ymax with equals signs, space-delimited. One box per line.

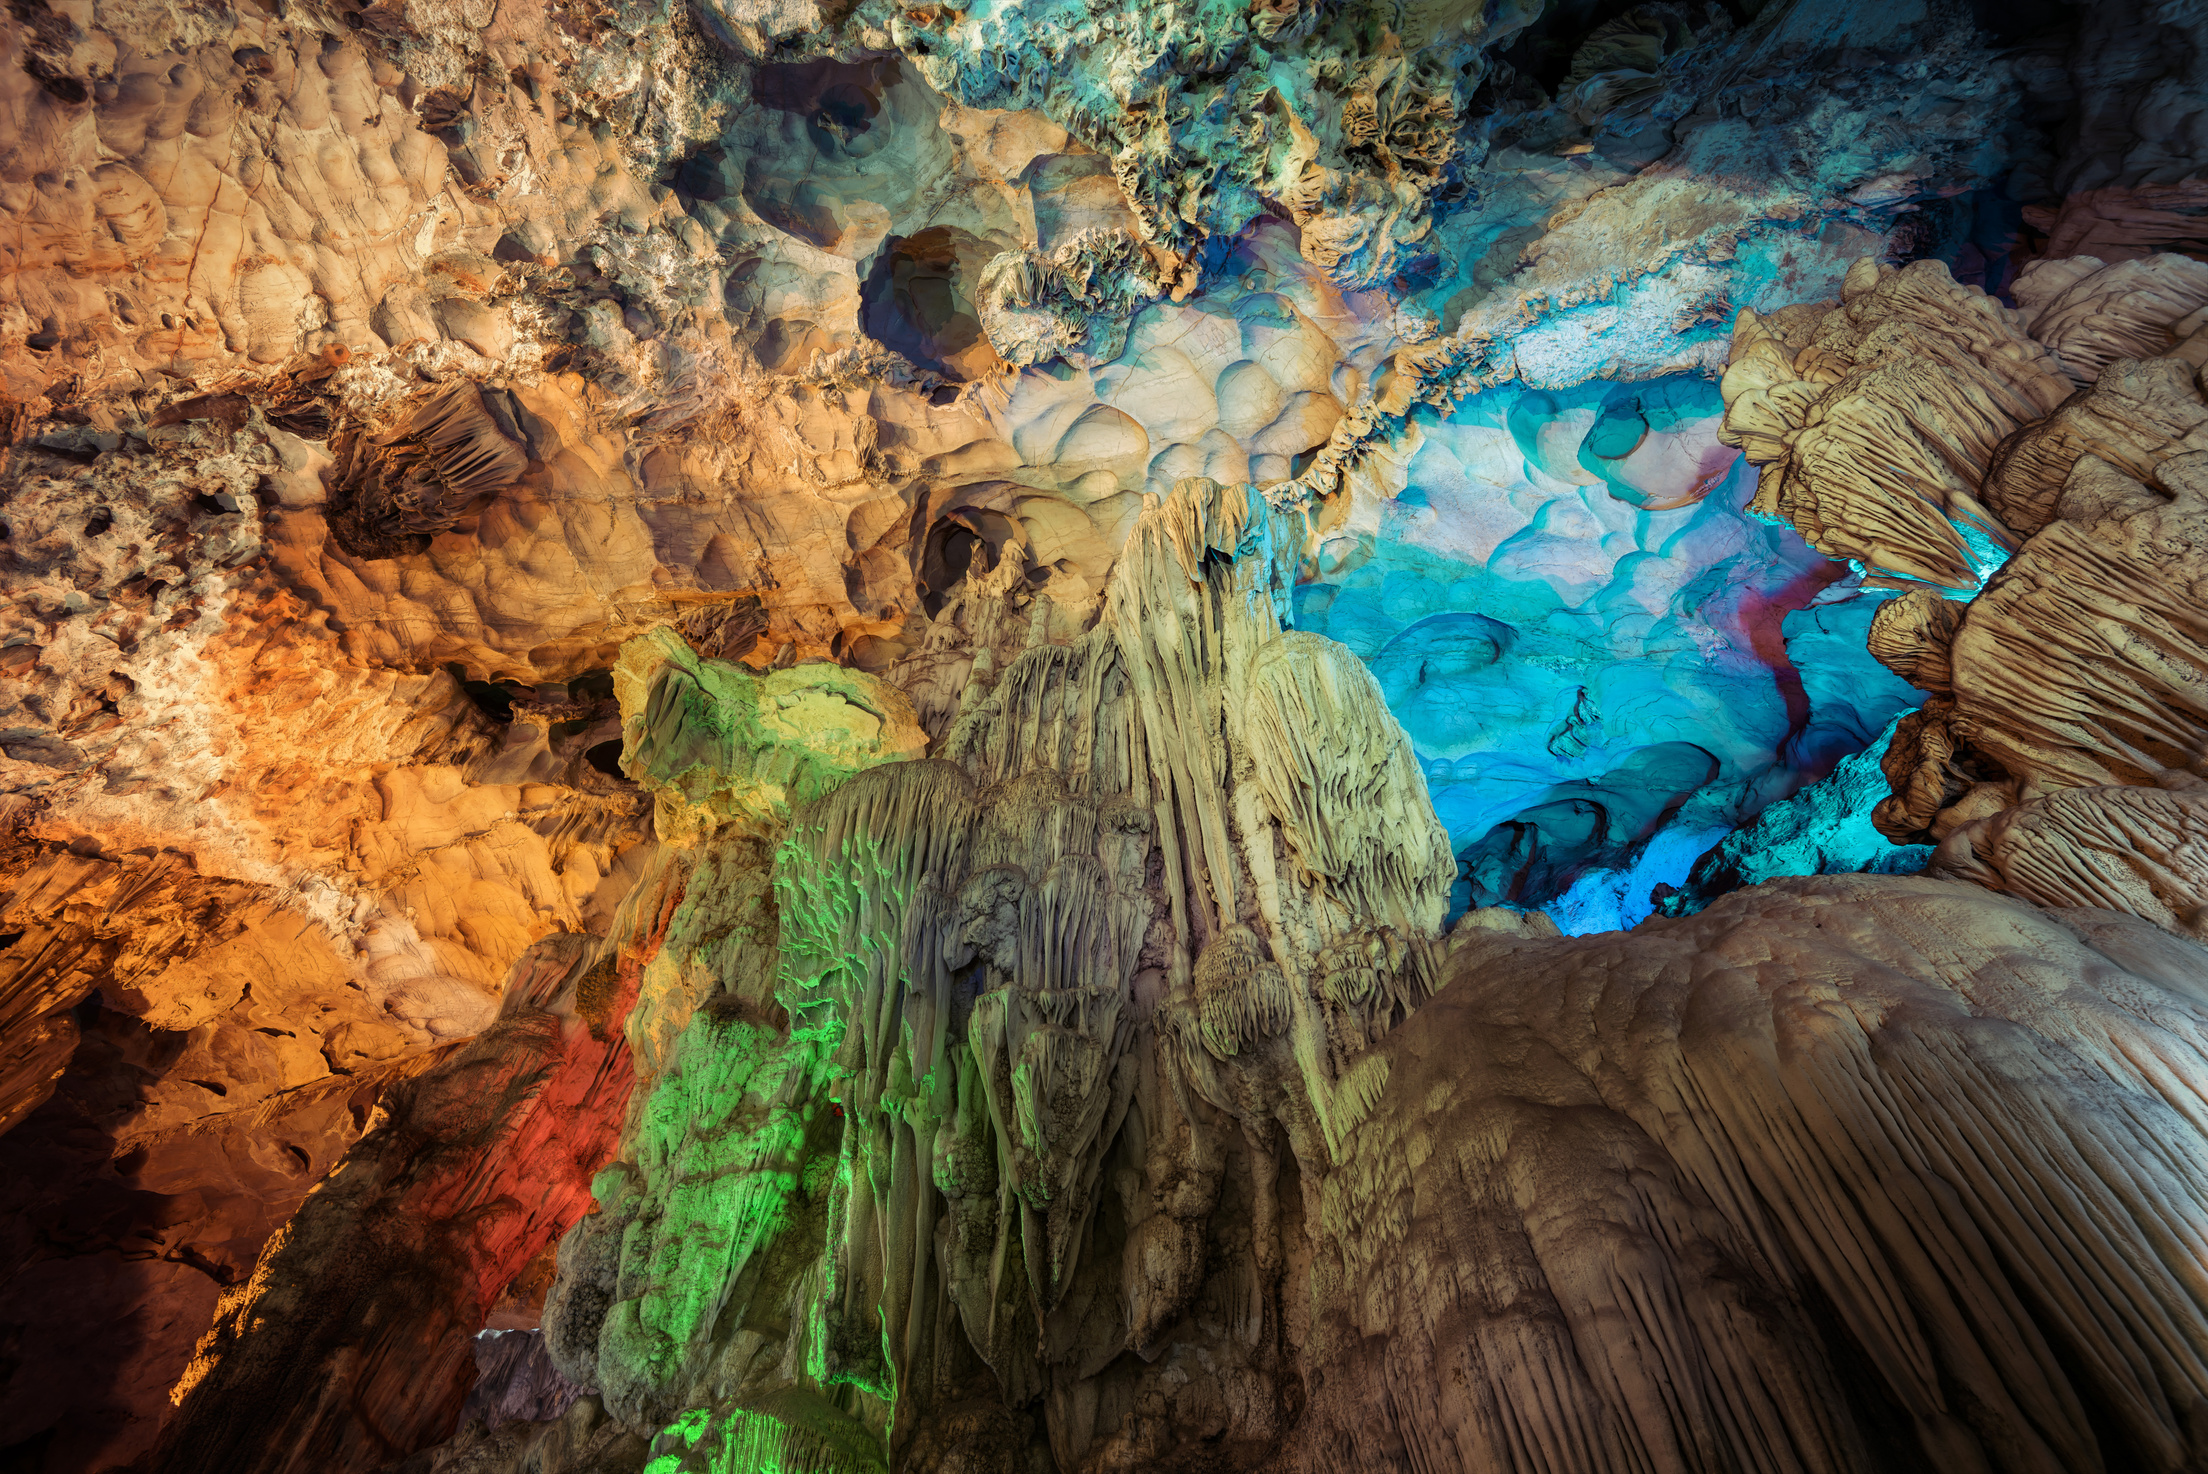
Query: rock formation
xmin=1717 ymin=250 xmax=2208 ymax=934
xmin=3 ymin=0 xmax=2208 ymax=1470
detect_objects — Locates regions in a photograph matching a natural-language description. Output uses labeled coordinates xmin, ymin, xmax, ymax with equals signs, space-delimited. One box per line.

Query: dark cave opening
xmin=860 ymin=228 xmax=1008 ymax=383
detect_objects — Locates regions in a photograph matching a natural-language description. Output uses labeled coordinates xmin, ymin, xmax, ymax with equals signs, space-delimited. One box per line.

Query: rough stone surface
xmin=3 ymin=0 xmax=2208 ymax=1469
xmin=1306 ymin=873 xmax=2208 ymax=1474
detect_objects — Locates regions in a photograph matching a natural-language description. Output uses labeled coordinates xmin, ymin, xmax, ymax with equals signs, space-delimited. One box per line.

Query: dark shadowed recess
xmin=0 ymin=1002 xmax=386 ymax=1474
xmin=752 ymin=55 xmax=898 ymax=148
xmin=861 ymin=227 xmax=1008 ymax=383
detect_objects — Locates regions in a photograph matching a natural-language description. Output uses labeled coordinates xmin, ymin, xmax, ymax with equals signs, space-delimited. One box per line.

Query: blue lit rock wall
xmin=1295 ymin=373 xmax=1924 ymax=930
xmin=1659 ymin=712 xmax=1935 ymax=918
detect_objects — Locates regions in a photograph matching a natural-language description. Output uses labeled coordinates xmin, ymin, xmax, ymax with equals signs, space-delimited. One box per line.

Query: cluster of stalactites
xmin=646 ymin=1388 xmax=889 ymax=1474
xmin=1721 ymin=253 xmax=2208 ymax=592
xmin=1718 ymin=256 xmax=2070 ymax=590
xmin=747 ymin=474 xmax=1455 ymax=1441
xmin=327 ymin=380 xmax=530 ymax=560
xmin=1244 ymin=631 xmax=1455 ymax=937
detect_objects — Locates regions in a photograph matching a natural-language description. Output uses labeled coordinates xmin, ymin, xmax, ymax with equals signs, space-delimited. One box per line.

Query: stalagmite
xmin=546 ymin=476 xmax=1455 ymax=1469
xmin=11 ymin=0 xmax=2208 ymax=1470
xmin=1306 ymin=874 xmax=2208 ymax=1474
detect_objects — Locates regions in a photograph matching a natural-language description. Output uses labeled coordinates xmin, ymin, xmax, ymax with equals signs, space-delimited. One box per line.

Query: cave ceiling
xmin=3 ymin=0 xmax=2208 ymax=1469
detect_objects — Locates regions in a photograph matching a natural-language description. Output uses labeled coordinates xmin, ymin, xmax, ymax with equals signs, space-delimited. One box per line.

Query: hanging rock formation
xmin=1720 ymin=250 xmax=2208 ymax=935
xmin=540 ymin=475 xmax=1453 ymax=1473
xmin=6 ymin=0 xmax=2208 ymax=1469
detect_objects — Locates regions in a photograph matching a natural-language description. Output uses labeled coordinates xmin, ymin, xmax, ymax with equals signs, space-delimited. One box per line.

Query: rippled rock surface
xmin=3 ymin=0 xmax=2208 ymax=1469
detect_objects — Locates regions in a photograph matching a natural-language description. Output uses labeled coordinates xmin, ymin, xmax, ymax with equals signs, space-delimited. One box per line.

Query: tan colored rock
xmin=1983 ymin=353 xmax=2208 ymax=533
xmin=1864 ymin=586 xmax=1965 ymax=693
xmin=1936 ymin=773 xmax=2208 ymax=936
xmin=2012 ymin=253 xmax=2208 ymax=383
xmin=1944 ymin=453 xmax=2208 ymax=802
xmin=1871 ymin=699 xmax=2012 ymax=843
xmin=1727 ymin=250 xmax=2208 ymax=935
xmin=1719 ymin=258 xmax=2071 ymax=591
xmin=1305 ymin=874 xmax=2208 ymax=1474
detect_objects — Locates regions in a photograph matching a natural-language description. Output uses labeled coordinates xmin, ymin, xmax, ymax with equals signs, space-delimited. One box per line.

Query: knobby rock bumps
xmin=6 ymin=0 xmax=2208 ymax=1470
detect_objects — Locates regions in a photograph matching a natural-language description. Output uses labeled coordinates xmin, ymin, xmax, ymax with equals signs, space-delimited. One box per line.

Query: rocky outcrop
xmin=1718 ymin=257 xmax=2068 ymax=592
xmin=145 ymin=650 xmax=922 ymax=1472
xmin=1718 ymin=250 xmax=2208 ymax=938
xmin=538 ymin=476 xmax=1451 ymax=1472
xmin=1656 ymin=713 xmax=1933 ymax=916
xmin=152 ymin=934 xmax=642 ymax=1473
xmin=0 ymin=1022 xmax=399 ymax=1472
xmin=514 ymin=463 xmax=2208 ymax=1474
xmin=1305 ymin=873 xmax=2208 ymax=1474
xmin=5 ymin=0 xmax=2208 ymax=1469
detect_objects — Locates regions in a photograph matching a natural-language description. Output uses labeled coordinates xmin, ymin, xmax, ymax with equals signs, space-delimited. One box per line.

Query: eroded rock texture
xmin=1718 ymin=250 xmax=2208 ymax=932
xmin=534 ymin=475 xmax=1451 ymax=1473
xmin=1312 ymin=873 xmax=2208 ymax=1474
xmin=4 ymin=0 xmax=2208 ymax=1468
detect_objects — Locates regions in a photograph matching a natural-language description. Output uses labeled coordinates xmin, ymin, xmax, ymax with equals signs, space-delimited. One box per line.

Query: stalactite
xmin=20 ymin=2 xmax=2208 ymax=1470
xmin=1192 ymin=925 xmax=1293 ymax=1061
xmin=646 ymin=1388 xmax=889 ymax=1474
xmin=1719 ymin=258 xmax=2073 ymax=590
xmin=546 ymin=476 xmax=1453 ymax=1469
xmin=327 ymin=382 xmax=531 ymax=560
xmin=1241 ymin=633 xmax=1454 ymax=935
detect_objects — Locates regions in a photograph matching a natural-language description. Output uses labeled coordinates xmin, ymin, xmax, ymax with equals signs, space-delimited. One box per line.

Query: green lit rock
xmin=627 ymin=836 xmax=783 ymax=1086
xmin=576 ymin=1005 xmax=844 ymax=1429
xmin=613 ymin=628 xmax=927 ymax=846
xmin=552 ymin=478 xmax=1453 ymax=1470
xmin=643 ymin=1388 xmax=886 ymax=1474
xmin=546 ymin=628 xmax=935 ymax=1432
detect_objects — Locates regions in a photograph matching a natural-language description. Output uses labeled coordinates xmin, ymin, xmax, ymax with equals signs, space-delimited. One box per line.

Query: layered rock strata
xmin=3 ymin=0 xmax=2208 ymax=1470
xmin=1719 ymin=250 xmax=2208 ymax=936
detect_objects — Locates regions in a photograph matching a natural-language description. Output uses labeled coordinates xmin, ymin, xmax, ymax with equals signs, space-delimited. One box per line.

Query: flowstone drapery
xmin=12 ymin=0 xmax=2208 ymax=1466
xmin=1719 ymin=252 xmax=2208 ymax=927
xmin=546 ymin=475 xmax=1453 ymax=1471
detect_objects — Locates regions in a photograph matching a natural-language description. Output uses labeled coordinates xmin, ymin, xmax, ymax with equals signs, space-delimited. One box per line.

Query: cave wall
xmin=2 ymin=0 xmax=2207 ymax=1468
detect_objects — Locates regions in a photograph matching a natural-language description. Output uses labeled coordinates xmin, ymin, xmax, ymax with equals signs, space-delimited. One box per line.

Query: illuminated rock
xmin=546 ymin=479 xmax=1451 ymax=1465
xmin=1659 ymin=712 xmax=1933 ymax=916
xmin=1305 ymin=873 xmax=2208 ymax=1474
xmin=1718 ymin=251 xmax=2208 ymax=936
xmin=6 ymin=0 xmax=2208 ymax=1469
xmin=1300 ymin=372 xmax=1920 ymax=928
xmin=612 ymin=626 xmax=927 ymax=844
